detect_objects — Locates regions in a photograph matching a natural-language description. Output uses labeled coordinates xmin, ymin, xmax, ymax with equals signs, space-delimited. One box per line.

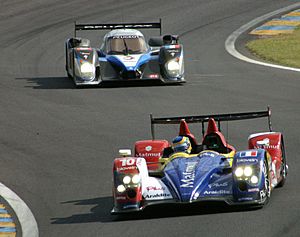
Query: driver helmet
xmin=172 ymin=136 xmax=192 ymax=154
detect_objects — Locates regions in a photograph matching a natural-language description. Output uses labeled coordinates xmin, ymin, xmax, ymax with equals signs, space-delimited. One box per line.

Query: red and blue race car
xmin=111 ymin=108 xmax=288 ymax=214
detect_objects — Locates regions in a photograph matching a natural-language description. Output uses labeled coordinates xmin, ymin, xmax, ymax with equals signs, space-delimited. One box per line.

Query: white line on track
xmin=0 ymin=182 xmax=39 ymax=237
xmin=225 ymin=2 xmax=300 ymax=72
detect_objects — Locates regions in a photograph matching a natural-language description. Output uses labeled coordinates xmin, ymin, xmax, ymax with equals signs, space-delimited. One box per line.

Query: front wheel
xmin=261 ymin=160 xmax=271 ymax=205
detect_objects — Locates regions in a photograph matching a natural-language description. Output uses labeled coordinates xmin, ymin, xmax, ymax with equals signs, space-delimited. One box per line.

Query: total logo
xmin=145 ymin=146 xmax=152 ymax=152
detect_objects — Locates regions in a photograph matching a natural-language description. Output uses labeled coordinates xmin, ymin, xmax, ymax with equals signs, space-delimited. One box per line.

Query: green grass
xmin=246 ymin=27 xmax=300 ymax=68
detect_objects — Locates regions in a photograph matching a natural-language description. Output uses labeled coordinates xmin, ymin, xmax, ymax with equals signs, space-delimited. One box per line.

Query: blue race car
xmin=111 ymin=108 xmax=287 ymax=214
xmin=65 ymin=21 xmax=185 ymax=87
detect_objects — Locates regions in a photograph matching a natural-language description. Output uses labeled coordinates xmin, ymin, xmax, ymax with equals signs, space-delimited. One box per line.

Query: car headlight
xmin=250 ymin=175 xmax=259 ymax=184
xmin=81 ymin=62 xmax=94 ymax=73
xmin=244 ymin=166 xmax=253 ymax=177
xmin=132 ymin=174 xmax=140 ymax=184
xmin=123 ymin=176 xmax=131 ymax=184
xmin=80 ymin=62 xmax=95 ymax=79
xmin=165 ymin=59 xmax=180 ymax=77
xmin=235 ymin=167 xmax=244 ymax=177
xmin=117 ymin=184 xmax=126 ymax=193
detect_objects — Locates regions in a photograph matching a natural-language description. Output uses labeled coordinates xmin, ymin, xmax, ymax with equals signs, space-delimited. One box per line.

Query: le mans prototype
xmin=111 ymin=108 xmax=288 ymax=214
xmin=65 ymin=20 xmax=185 ymax=86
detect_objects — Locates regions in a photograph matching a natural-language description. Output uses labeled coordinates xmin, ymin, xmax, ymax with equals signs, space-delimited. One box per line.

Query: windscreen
xmin=106 ymin=35 xmax=147 ymax=55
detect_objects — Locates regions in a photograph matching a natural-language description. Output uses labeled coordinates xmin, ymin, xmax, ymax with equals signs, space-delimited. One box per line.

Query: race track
xmin=0 ymin=1 xmax=299 ymax=236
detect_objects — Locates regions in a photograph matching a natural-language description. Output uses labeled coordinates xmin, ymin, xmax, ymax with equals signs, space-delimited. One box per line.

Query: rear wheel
xmin=277 ymin=138 xmax=287 ymax=187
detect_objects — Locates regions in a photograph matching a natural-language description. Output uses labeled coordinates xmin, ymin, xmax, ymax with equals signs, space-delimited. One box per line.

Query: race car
xmin=111 ymin=108 xmax=288 ymax=214
xmin=65 ymin=21 xmax=185 ymax=87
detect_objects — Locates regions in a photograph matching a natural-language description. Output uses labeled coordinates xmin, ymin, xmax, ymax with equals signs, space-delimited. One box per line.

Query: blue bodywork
xmin=161 ymin=150 xmax=267 ymax=205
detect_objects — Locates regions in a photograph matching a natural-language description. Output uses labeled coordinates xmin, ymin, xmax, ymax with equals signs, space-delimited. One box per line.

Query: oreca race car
xmin=65 ymin=20 xmax=185 ymax=87
xmin=111 ymin=108 xmax=288 ymax=214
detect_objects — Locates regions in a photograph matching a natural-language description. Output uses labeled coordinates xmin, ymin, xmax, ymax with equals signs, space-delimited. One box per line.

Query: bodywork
xmin=112 ymin=108 xmax=287 ymax=214
xmin=65 ymin=21 xmax=185 ymax=86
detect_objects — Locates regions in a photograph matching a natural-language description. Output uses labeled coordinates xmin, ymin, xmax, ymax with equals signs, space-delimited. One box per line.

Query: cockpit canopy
xmin=105 ymin=35 xmax=148 ymax=55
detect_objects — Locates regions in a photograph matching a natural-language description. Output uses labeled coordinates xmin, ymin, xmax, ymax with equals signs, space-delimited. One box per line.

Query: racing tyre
xmin=277 ymin=138 xmax=287 ymax=187
xmin=261 ymin=160 xmax=271 ymax=205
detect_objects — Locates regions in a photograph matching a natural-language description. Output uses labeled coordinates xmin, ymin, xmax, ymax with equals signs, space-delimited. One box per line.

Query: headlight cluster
xmin=234 ymin=166 xmax=259 ymax=184
xmin=116 ymin=174 xmax=141 ymax=193
xmin=165 ymin=58 xmax=180 ymax=77
xmin=80 ymin=62 xmax=95 ymax=79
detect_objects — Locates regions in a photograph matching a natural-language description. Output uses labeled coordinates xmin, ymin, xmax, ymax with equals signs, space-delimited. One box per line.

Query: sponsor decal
xmin=149 ymin=74 xmax=159 ymax=79
xmin=146 ymin=186 xmax=165 ymax=191
xmin=208 ymin=182 xmax=228 ymax=189
xmin=180 ymin=161 xmax=197 ymax=188
xmin=248 ymin=188 xmax=260 ymax=192
xmin=76 ymin=48 xmax=92 ymax=51
xmin=260 ymin=190 xmax=266 ymax=200
xmin=237 ymin=158 xmax=259 ymax=163
xmin=116 ymin=196 xmax=126 ymax=200
xmin=112 ymin=35 xmax=139 ymax=39
xmin=203 ymin=190 xmax=230 ymax=195
xmin=255 ymin=145 xmax=280 ymax=150
xmin=145 ymin=193 xmax=171 ymax=199
xmin=137 ymin=152 xmax=161 ymax=157
xmin=238 ymin=197 xmax=253 ymax=201
xmin=200 ymin=152 xmax=218 ymax=158
xmin=123 ymin=56 xmax=134 ymax=61
xmin=145 ymin=146 xmax=152 ymax=152
xmin=123 ymin=204 xmax=139 ymax=209
xmin=165 ymin=45 xmax=181 ymax=49
xmin=118 ymin=166 xmax=136 ymax=171
xmin=240 ymin=151 xmax=258 ymax=157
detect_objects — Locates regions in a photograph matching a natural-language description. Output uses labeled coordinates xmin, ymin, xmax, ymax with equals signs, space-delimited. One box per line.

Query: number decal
xmin=120 ymin=158 xmax=136 ymax=166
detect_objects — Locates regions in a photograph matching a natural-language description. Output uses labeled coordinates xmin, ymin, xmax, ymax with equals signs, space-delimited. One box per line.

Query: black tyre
xmin=277 ymin=138 xmax=287 ymax=187
xmin=261 ymin=159 xmax=271 ymax=205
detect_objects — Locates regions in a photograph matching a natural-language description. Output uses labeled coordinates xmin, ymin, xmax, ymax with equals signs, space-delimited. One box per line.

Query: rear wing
xmin=74 ymin=20 xmax=162 ymax=37
xmin=150 ymin=107 xmax=272 ymax=139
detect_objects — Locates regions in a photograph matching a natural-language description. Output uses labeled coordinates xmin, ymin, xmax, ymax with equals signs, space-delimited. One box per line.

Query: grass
xmin=246 ymin=27 xmax=300 ymax=68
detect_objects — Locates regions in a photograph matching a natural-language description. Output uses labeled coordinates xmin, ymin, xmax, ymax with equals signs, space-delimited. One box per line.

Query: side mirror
xmin=119 ymin=149 xmax=132 ymax=157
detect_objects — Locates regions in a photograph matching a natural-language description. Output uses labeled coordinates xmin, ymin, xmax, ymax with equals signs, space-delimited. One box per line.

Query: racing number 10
xmin=121 ymin=158 xmax=136 ymax=166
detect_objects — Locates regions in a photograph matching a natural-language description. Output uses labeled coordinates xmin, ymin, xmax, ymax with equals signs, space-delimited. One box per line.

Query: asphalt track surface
xmin=0 ymin=1 xmax=299 ymax=236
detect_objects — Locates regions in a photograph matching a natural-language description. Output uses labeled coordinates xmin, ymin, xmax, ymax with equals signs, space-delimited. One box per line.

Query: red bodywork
xmin=248 ymin=132 xmax=283 ymax=182
xmin=113 ymin=157 xmax=142 ymax=207
xmin=134 ymin=140 xmax=169 ymax=170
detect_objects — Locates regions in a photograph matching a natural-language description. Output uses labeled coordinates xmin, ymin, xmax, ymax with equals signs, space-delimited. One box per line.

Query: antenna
xmin=226 ymin=120 xmax=229 ymax=149
xmin=267 ymin=106 xmax=272 ymax=132
xmin=150 ymin=114 xmax=155 ymax=140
